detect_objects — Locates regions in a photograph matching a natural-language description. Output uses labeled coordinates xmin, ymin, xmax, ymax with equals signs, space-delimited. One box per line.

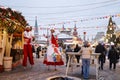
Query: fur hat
xmin=83 ymin=41 xmax=89 ymax=46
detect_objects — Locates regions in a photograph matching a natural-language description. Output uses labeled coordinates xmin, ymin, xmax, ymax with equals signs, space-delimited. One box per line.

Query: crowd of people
xmin=22 ymin=27 xmax=120 ymax=79
xmin=64 ymin=41 xmax=120 ymax=79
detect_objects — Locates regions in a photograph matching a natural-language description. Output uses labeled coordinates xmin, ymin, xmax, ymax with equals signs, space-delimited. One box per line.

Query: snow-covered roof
xmin=57 ymin=33 xmax=72 ymax=38
xmin=38 ymin=36 xmax=47 ymax=41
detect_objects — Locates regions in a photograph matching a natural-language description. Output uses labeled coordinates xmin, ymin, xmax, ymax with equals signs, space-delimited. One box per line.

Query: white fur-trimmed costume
xmin=43 ymin=29 xmax=64 ymax=66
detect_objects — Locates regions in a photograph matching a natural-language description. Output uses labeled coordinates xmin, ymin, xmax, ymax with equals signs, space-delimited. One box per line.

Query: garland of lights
xmin=37 ymin=14 xmax=120 ymax=26
xmin=0 ymin=7 xmax=27 ymax=34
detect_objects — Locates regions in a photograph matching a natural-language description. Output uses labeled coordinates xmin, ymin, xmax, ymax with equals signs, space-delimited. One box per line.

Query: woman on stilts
xmin=43 ymin=29 xmax=64 ymax=70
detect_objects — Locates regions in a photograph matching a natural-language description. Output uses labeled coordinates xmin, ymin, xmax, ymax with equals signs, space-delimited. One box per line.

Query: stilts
xmin=54 ymin=65 xmax=57 ymax=71
xmin=47 ymin=65 xmax=50 ymax=71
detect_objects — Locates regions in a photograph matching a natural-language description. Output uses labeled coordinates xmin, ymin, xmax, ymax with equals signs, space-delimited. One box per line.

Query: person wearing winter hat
xmin=79 ymin=41 xmax=92 ymax=79
xmin=22 ymin=26 xmax=34 ymax=69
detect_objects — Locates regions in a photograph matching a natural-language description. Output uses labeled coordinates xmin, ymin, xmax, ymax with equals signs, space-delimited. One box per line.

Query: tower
xmin=34 ymin=16 xmax=39 ymax=42
xmin=60 ymin=24 xmax=71 ymax=35
xmin=72 ymin=23 xmax=80 ymax=44
xmin=73 ymin=23 xmax=78 ymax=37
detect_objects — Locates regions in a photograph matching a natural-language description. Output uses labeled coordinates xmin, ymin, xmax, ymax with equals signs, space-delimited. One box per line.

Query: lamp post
xmin=83 ymin=32 xmax=86 ymax=41
xmin=47 ymin=28 xmax=49 ymax=46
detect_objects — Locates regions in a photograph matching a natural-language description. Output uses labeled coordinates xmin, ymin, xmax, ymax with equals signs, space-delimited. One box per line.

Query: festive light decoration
xmin=0 ymin=6 xmax=27 ymax=34
xmin=36 ymin=14 xmax=120 ymax=26
xmin=32 ymin=26 xmax=107 ymax=30
xmin=0 ymin=6 xmax=28 ymax=59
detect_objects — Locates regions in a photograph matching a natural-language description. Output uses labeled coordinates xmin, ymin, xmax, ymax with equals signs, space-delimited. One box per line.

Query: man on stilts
xmin=22 ymin=26 xmax=34 ymax=69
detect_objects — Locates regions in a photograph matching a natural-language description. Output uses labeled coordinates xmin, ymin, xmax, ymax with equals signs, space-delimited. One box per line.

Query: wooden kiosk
xmin=0 ymin=7 xmax=27 ymax=71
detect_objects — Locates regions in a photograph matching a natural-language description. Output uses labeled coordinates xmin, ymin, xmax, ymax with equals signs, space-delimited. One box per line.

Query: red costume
xmin=43 ymin=29 xmax=64 ymax=66
xmin=22 ymin=29 xmax=34 ymax=67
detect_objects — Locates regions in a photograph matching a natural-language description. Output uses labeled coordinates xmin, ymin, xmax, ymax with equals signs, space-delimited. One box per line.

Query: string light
xmin=28 ymin=14 xmax=120 ymax=26
xmin=2 ymin=0 xmax=116 ymax=9
xmin=22 ymin=1 xmax=120 ymax=15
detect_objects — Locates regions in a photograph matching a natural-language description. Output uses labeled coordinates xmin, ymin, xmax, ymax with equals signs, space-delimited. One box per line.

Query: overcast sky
xmin=0 ymin=0 xmax=120 ymax=40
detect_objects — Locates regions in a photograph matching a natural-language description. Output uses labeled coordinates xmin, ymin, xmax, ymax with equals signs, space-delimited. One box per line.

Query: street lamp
xmin=83 ymin=32 xmax=86 ymax=41
xmin=47 ymin=28 xmax=49 ymax=46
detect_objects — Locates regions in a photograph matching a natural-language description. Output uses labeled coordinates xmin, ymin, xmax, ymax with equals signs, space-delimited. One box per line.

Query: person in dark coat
xmin=36 ymin=46 xmax=41 ymax=58
xmin=95 ymin=42 xmax=106 ymax=70
xmin=74 ymin=44 xmax=81 ymax=67
xmin=108 ymin=45 xmax=119 ymax=70
xmin=116 ymin=46 xmax=120 ymax=59
xmin=65 ymin=45 xmax=72 ymax=67
xmin=32 ymin=45 xmax=35 ymax=53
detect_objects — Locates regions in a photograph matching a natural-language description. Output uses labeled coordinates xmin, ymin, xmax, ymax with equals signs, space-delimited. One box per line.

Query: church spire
xmin=34 ymin=16 xmax=39 ymax=42
xmin=74 ymin=22 xmax=77 ymax=31
xmin=73 ymin=22 xmax=78 ymax=36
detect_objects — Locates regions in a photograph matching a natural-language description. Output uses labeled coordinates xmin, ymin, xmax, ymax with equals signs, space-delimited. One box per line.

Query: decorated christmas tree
xmin=106 ymin=17 xmax=116 ymax=43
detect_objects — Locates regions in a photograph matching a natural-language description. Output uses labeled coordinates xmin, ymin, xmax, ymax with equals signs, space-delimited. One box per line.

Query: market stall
xmin=0 ymin=6 xmax=27 ymax=71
